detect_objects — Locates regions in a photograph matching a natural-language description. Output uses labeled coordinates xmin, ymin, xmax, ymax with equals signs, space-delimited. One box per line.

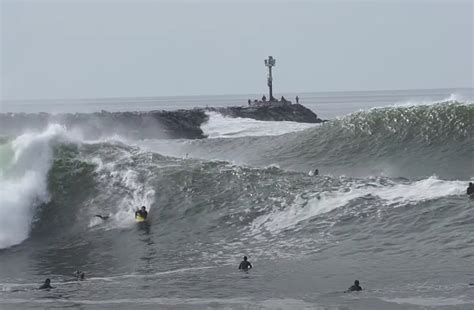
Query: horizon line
xmin=1 ymin=86 xmax=472 ymax=104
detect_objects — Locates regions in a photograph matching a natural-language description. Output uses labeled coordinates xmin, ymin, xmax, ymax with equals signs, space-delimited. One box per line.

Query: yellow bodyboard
xmin=135 ymin=215 xmax=146 ymax=222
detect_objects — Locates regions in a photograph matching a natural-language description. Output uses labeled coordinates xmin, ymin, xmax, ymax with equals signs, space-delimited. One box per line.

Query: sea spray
xmin=0 ymin=124 xmax=67 ymax=248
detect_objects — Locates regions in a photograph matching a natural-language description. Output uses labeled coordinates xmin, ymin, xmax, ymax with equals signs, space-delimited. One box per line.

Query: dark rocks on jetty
xmin=0 ymin=104 xmax=323 ymax=140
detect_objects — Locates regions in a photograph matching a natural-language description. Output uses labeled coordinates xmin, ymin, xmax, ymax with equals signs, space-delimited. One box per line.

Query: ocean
xmin=0 ymin=88 xmax=473 ymax=309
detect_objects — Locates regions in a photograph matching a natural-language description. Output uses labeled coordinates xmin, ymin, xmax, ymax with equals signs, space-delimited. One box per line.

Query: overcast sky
xmin=1 ymin=0 xmax=472 ymax=100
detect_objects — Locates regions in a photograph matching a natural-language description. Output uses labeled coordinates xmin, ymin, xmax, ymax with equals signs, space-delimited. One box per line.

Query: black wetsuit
xmin=347 ymin=284 xmax=362 ymax=292
xmin=239 ymin=260 xmax=252 ymax=271
xmin=135 ymin=210 xmax=148 ymax=219
xmin=39 ymin=283 xmax=53 ymax=289
xmin=74 ymin=271 xmax=85 ymax=280
xmin=467 ymin=185 xmax=474 ymax=196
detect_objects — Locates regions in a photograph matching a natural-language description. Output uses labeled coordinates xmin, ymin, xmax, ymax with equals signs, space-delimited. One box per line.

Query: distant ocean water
xmin=0 ymin=88 xmax=473 ymax=310
xmin=3 ymin=87 xmax=472 ymax=118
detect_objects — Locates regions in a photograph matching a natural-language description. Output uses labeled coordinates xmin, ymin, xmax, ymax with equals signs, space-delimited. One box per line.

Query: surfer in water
xmin=95 ymin=215 xmax=109 ymax=220
xmin=39 ymin=278 xmax=53 ymax=290
xmin=308 ymin=168 xmax=319 ymax=176
xmin=346 ymin=280 xmax=362 ymax=292
xmin=467 ymin=182 xmax=474 ymax=197
xmin=135 ymin=206 xmax=148 ymax=219
xmin=238 ymin=256 xmax=252 ymax=271
xmin=74 ymin=271 xmax=85 ymax=280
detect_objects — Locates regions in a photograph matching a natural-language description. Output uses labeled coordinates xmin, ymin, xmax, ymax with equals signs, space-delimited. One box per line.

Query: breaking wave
xmin=0 ymin=100 xmax=471 ymax=258
xmin=169 ymin=101 xmax=474 ymax=179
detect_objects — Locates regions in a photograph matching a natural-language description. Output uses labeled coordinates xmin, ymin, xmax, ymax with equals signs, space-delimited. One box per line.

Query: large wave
xmin=0 ymin=100 xmax=471 ymax=251
xmin=0 ymin=125 xmax=158 ymax=249
xmin=0 ymin=130 xmax=470 ymax=260
xmin=287 ymin=100 xmax=474 ymax=177
xmin=163 ymin=101 xmax=473 ymax=179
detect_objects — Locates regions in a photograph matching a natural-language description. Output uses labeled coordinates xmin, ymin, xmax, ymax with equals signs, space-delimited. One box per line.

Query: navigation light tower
xmin=264 ymin=56 xmax=276 ymax=101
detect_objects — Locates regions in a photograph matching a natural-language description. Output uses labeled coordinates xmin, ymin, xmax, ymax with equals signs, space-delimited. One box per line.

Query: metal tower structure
xmin=264 ymin=56 xmax=276 ymax=101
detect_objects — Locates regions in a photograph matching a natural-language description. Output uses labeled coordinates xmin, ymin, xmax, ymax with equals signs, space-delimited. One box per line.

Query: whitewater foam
xmin=201 ymin=112 xmax=318 ymax=138
xmin=393 ymin=93 xmax=473 ymax=108
xmin=250 ymin=177 xmax=467 ymax=235
xmin=0 ymin=124 xmax=69 ymax=248
xmin=85 ymin=147 xmax=156 ymax=230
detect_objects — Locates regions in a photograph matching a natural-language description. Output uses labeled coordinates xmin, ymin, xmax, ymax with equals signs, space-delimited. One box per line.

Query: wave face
xmin=170 ymin=101 xmax=473 ymax=179
xmin=284 ymin=101 xmax=474 ymax=178
xmin=0 ymin=97 xmax=473 ymax=309
xmin=0 ymin=101 xmax=471 ymax=250
xmin=0 ymin=135 xmax=469 ymax=251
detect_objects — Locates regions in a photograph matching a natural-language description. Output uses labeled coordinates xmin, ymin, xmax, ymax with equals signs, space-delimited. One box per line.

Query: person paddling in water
xmin=135 ymin=206 xmax=148 ymax=219
xmin=345 ymin=280 xmax=362 ymax=292
xmin=238 ymin=256 xmax=252 ymax=271
xmin=39 ymin=278 xmax=53 ymax=290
